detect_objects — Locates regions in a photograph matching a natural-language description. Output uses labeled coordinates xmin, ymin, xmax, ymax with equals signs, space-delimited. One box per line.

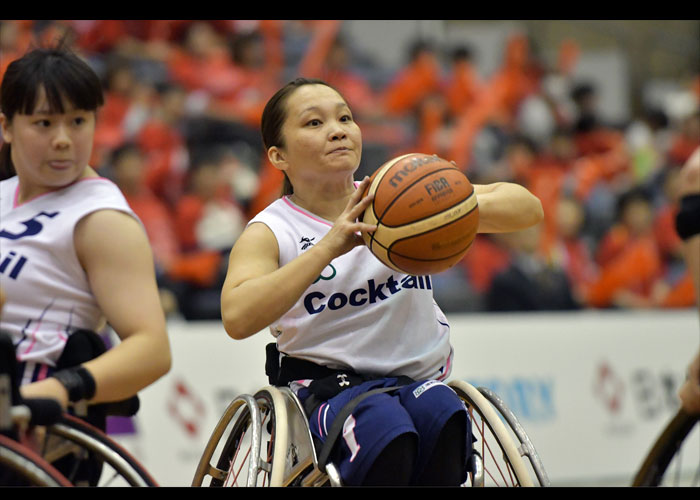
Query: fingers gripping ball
xmin=361 ymin=153 xmax=479 ymax=275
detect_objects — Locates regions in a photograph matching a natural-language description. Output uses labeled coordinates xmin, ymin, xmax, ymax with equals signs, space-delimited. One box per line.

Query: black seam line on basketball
xmin=374 ymin=166 xmax=468 ymax=224
xmin=381 ymin=238 xmax=476 ymax=264
xmin=379 ymin=190 xmax=477 ymax=229
xmin=372 ymin=210 xmax=477 ymax=262
xmin=383 ymin=206 xmax=475 ymax=250
xmin=370 ymin=199 xmax=477 ymax=254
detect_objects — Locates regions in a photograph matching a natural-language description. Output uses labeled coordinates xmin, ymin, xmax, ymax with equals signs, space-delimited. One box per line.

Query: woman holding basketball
xmin=0 ymin=45 xmax=171 ymax=415
xmin=220 ymin=78 xmax=543 ymax=486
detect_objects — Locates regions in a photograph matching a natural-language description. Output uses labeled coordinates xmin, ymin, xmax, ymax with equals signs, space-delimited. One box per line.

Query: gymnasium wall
xmin=110 ymin=309 xmax=699 ymax=486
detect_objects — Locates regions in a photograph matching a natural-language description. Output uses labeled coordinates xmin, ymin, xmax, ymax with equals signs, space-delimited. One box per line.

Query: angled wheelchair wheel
xmin=632 ymin=409 xmax=700 ymax=486
xmin=448 ymin=380 xmax=545 ymax=487
xmin=0 ymin=433 xmax=73 ymax=486
xmin=192 ymin=387 xmax=291 ymax=487
xmin=192 ymin=386 xmax=329 ymax=488
xmin=41 ymin=413 xmax=158 ymax=486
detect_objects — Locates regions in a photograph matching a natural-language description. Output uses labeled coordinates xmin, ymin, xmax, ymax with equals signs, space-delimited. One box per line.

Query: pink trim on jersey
xmin=12 ymin=176 xmax=116 ymax=208
xmin=281 ymin=181 xmax=361 ymax=228
xmin=436 ymin=351 xmax=453 ymax=381
xmin=282 ymin=196 xmax=332 ymax=227
xmin=21 ymin=320 xmax=43 ymax=356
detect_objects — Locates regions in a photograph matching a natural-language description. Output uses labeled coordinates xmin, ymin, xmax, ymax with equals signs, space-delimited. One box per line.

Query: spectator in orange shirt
xmin=0 ymin=21 xmax=34 ymax=84
xmin=172 ymin=151 xmax=247 ymax=319
xmin=174 ymin=151 xmax=246 ymax=254
xmin=547 ymin=196 xmax=599 ymax=304
xmin=382 ymin=39 xmax=442 ymax=117
xmin=207 ymin=30 xmax=281 ymax=128
xmin=443 ymin=45 xmax=483 ymax=119
xmin=586 ymin=187 xmax=663 ymax=308
xmin=166 ymin=21 xmax=240 ymax=97
xmin=316 ymin=36 xmax=381 ymax=121
xmin=92 ymin=57 xmax=156 ymax=164
xmin=137 ymin=82 xmax=190 ymax=208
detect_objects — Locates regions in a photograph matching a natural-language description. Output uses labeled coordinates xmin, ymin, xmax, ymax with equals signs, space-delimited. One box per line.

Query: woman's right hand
xmin=316 ymin=176 xmax=377 ymax=260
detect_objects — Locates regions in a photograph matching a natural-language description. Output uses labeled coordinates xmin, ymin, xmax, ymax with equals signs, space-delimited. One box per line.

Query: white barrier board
xmin=111 ymin=310 xmax=699 ymax=486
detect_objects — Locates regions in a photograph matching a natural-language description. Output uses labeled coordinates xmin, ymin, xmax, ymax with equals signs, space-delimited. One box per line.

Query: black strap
xmin=676 ymin=194 xmax=700 ymax=240
xmin=316 ymin=385 xmax=403 ymax=472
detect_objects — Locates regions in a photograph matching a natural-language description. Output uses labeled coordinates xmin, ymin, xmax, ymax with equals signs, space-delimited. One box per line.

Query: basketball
xmin=361 ymin=153 xmax=479 ymax=275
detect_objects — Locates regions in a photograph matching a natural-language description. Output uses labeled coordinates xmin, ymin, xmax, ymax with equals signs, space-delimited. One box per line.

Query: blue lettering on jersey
xmin=0 ymin=211 xmax=59 ymax=240
xmin=304 ymin=274 xmax=432 ymax=314
xmin=0 ymin=251 xmax=28 ymax=280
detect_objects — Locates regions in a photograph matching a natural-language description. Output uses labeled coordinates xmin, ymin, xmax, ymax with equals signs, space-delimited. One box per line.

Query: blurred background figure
xmin=484 ymin=224 xmax=579 ymax=312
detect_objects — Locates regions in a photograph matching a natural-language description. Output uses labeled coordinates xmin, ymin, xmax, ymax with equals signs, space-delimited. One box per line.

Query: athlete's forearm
xmin=79 ymin=330 xmax=171 ymax=403
xmin=474 ymin=182 xmax=544 ymax=233
xmin=221 ymin=243 xmax=336 ymax=340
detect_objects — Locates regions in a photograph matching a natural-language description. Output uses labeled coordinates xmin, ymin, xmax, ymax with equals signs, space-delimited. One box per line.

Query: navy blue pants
xmin=299 ymin=378 xmax=471 ymax=486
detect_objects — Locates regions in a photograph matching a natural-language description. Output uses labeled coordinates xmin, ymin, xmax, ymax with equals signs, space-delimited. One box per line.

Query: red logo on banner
xmin=167 ymin=378 xmax=206 ymax=437
xmin=594 ymin=361 xmax=625 ymax=414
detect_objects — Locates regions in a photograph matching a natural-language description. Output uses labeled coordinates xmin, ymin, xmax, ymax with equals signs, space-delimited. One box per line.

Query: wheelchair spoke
xmin=468 ymin=405 xmax=518 ymax=486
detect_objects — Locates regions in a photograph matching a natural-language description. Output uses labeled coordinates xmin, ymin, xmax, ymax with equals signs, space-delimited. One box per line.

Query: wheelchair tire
xmin=43 ymin=413 xmax=158 ymax=486
xmin=208 ymin=387 xmax=288 ymax=487
xmin=0 ymin=433 xmax=73 ymax=486
xmin=632 ymin=409 xmax=700 ymax=486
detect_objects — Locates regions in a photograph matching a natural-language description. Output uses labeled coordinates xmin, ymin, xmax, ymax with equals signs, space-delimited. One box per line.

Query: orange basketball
xmin=361 ymin=153 xmax=479 ymax=275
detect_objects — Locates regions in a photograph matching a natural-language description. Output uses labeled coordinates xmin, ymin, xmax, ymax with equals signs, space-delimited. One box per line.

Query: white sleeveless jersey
xmin=248 ymin=195 xmax=454 ymax=381
xmin=0 ymin=176 xmax=138 ymax=367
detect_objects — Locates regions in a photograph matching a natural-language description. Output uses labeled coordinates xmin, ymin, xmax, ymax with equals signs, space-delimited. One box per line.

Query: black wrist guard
xmin=676 ymin=194 xmax=700 ymax=241
xmin=52 ymin=366 xmax=96 ymax=402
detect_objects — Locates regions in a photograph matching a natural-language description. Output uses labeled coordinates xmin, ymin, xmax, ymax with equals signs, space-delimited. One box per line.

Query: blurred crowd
xmin=1 ymin=20 xmax=698 ymax=319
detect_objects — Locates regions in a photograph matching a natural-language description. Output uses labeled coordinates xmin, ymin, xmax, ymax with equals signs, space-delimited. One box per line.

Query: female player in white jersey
xmin=0 ymin=44 xmax=171 ymax=418
xmin=220 ymin=78 xmax=543 ymax=486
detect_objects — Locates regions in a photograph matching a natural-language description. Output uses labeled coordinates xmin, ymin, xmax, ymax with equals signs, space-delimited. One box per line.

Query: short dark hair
xmin=0 ymin=42 xmax=104 ymax=179
xmin=260 ymin=78 xmax=339 ymax=196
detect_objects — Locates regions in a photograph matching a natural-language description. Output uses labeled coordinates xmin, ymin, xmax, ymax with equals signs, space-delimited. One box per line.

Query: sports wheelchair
xmin=0 ymin=330 xmax=157 ymax=486
xmin=192 ymin=378 xmax=550 ymax=487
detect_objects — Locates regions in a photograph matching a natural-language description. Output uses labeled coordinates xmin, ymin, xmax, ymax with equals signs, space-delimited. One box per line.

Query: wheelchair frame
xmin=192 ymin=379 xmax=549 ymax=487
xmin=0 ymin=330 xmax=157 ymax=487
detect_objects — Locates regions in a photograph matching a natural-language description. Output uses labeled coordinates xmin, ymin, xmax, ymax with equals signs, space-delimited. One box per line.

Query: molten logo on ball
xmin=388 ymin=155 xmax=441 ymax=188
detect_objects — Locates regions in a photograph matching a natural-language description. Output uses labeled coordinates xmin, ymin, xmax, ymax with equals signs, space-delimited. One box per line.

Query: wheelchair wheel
xmin=0 ymin=433 xmax=73 ymax=486
xmin=193 ymin=386 xmax=328 ymax=488
xmin=448 ymin=380 xmax=538 ymax=487
xmin=632 ymin=409 xmax=700 ymax=486
xmin=194 ymin=387 xmax=291 ymax=487
xmin=41 ymin=413 xmax=158 ymax=486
